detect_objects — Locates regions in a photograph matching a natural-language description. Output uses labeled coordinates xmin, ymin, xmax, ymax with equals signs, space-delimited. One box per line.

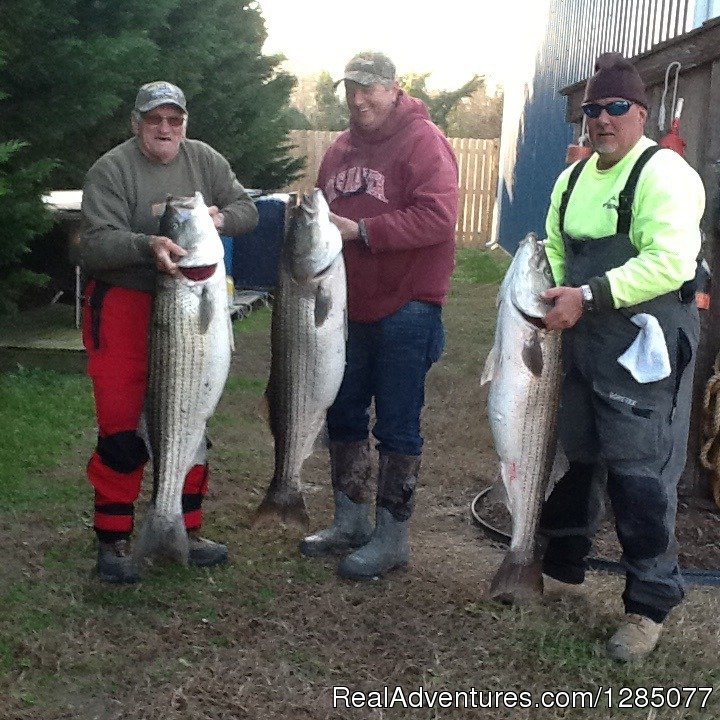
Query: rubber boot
xmin=300 ymin=440 xmax=373 ymax=557
xmin=338 ymin=452 xmax=420 ymax=581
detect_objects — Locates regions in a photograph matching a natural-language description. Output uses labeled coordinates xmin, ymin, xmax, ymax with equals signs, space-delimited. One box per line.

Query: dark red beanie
xmin=583 ymin=52 xmax=648 ymax=108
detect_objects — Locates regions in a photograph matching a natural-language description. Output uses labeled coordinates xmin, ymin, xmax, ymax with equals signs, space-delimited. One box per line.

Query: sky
xmin=258 ymin=1 xmax=521 ymax=91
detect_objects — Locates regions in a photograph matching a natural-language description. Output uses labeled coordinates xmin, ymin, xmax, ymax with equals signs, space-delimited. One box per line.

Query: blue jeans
xmin=327 ymin=301 xmax=445 ymax=456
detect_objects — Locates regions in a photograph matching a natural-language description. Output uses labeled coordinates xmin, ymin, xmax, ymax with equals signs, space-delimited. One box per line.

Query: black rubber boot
xmin=338 ymin=452 xmax=420 ymax=580
xmin=300 ymin=440 xmax=373 ymax=557
xmin=96 ymin=538 xmax=141 ymax=584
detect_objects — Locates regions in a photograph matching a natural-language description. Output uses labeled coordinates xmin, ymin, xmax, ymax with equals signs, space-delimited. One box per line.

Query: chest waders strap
xmin=559 ymin=158 xmax=589 ymax=235
xmin=559 ymin=145 xmax=663 ymax=236
xmin=616 ymin=145 xmax=662 ymax=235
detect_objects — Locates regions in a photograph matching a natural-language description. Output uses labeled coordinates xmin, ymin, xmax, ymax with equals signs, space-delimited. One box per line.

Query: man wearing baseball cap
xmin=538 ymin=53 xmax=705 ymax=661
xmin=300 ymin=52 xmax=458 ymax=582
xmin=80 ymin=81 xmax=258 ymax=583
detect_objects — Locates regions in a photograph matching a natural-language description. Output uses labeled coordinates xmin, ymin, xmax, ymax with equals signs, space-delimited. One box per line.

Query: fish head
xmin=284 ymin=189 xmax=342 ymax=282
xmin=159 ymin=192 xmax=224 ymax=282
xmin=507 ymin=233 xmax=554 ymax=322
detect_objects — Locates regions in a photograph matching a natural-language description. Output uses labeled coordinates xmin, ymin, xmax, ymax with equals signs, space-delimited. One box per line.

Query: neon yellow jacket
xmin=545 ymin=136 xmax=705 ymax=308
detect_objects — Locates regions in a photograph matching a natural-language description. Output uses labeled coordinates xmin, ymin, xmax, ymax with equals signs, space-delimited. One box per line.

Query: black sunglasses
xmin=582 ymin=100 xmax=633 ymax=119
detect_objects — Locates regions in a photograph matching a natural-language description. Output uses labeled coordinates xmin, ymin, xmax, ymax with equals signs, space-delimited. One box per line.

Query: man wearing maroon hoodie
xmin=300 ymin=52 xmax=459 ymax=580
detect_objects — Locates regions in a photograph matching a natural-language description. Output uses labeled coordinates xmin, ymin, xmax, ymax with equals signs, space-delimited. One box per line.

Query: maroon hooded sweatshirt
xmin=316 ymin=91 xmax=459 ymax=323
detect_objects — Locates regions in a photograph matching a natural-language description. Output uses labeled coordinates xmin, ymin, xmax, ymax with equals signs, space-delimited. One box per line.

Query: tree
xmin=400 ymin=73 xmax=485 ymax=134
xmin=0 ymin=0 xmax=302 ymax=190
xmin=0 ymin=0 xmax=174 ymax=187
xmin=446 ymin=82 xmax=504 ymax=139
xmin=0 ymin=57 xmax=54 ymax=315
xmin=146 ymin=0 xmax=303 ymax=190
xmin=312 ymin=71 xmax=348 ymax=131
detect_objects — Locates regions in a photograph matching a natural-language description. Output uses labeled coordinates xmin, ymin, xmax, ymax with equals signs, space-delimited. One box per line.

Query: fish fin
xmin=313 ymin=421 xmax=330 ymax=452
xmin=137 ymin=412 xmax=153 ymax=465
xmin=488 ymin=550 xmax=544 ymax=605
xmin=487 ymin=479 xmax=509 ymax=507
xmin=227 ymin=310 xmax=235 ymax=352
xmin=314 ymin=282 xmax=332 ymax=326
xmin=258 ymin=390 xmax=275 ymax=436
xmin=546 ymin=446 xmax=569 ymax=500
xmin=521 ymin=331 xmax=544 ymax=376
xmin=480 ymin=345 xmax=498 ymax=385
xmin=198 ymin=286 xmax=214 ymax=334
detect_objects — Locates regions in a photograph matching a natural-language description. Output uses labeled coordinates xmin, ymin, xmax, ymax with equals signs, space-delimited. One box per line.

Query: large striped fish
xmin=253 ymin=189 xmax=347 ymax=529
xmin=480 ymin=233 xmax=562 ymax=603
xmin=137 ymin=192 xmax=233 ymax=563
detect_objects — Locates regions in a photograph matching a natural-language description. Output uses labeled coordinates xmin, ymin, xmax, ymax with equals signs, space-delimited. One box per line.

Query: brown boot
xmin=606 ymin=614 xmax=663 ymax=662
xmin=300 ymin=440 xmax=373 ymax=557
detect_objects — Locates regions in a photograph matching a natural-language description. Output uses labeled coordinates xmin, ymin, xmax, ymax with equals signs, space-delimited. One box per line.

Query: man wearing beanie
xmin=299 ymin=52 xmax=458 ymax=581
xmin=80 ymin=81 xmax=258 ymax=583
xmin=539 ymin=53 xmax=705 ymax=661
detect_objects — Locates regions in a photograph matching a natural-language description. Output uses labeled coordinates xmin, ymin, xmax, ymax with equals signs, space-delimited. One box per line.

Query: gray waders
xmin=539 ymin=146 xmax=700 ymax=623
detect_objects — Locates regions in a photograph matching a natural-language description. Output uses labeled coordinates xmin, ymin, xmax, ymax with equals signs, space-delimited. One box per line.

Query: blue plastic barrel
xmin=220 ymin=235 xmax=234 ymax=276
xmin=231 ymin=194 xmax=289 ymax=290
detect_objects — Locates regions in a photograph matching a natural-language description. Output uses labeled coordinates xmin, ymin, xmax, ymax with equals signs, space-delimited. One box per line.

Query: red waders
xmin=82 ymin=281 xmax=209 ymax=542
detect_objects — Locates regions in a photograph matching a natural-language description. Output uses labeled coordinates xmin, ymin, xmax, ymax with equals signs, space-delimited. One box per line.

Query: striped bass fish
xmin=253 ymin=189 xmax=347 ymax=529
xmin=137 ymin=192 xmax=233 ymax=563
xmin=480 ymin=233 xmax=562 ymax=603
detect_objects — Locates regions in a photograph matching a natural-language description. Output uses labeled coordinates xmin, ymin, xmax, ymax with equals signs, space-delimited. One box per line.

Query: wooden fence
xmin=283 ymin=130 xmax=500 ymax=247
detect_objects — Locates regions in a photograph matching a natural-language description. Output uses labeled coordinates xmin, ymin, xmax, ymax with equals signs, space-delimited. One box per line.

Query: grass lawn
xmin=2 ymin=247 xmax=719 ymax=720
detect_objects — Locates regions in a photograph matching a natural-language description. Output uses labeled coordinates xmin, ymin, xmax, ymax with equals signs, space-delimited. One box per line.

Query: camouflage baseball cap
xmin=336 ymin=52 xmax=396 ymax=87
xmin=134 ymin=81 xmax=187 ymax=113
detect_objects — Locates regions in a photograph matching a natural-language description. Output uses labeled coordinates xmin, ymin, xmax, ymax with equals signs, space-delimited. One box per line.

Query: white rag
xmin=617 ymin=313 xmax=671 ymax=383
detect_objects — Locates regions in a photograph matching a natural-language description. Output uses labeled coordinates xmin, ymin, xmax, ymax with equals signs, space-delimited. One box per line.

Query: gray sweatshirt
xmin=80 ymin=137 xmax=259 ymax=293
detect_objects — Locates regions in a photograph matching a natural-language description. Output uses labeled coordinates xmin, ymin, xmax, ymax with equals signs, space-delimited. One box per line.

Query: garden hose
xmin=470 ymin=486 xmax=720 ymax=587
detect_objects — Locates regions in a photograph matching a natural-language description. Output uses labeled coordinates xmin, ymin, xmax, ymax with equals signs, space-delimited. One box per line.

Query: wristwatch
xmin=580 ymin=284 xmax=595 ymax=312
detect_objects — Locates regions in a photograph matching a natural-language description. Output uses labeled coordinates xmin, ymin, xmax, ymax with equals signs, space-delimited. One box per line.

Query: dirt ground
xmin=5 ymin=278 xmax=720 ymax=719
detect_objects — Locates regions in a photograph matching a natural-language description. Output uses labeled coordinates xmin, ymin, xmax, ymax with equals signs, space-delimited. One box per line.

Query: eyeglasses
xmin=142 ymin=113 xmax=185 ymax=127
xmin=581 ymin=100 xmax=633 ymax=119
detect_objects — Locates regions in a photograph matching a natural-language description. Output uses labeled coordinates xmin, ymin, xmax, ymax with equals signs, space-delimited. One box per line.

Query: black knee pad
xmin=97 ymin=431 xmax=149 ymax=474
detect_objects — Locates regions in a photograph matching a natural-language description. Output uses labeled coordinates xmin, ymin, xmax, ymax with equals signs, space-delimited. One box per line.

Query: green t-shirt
xmin=545 ymin=136 xmax=705 ymax=308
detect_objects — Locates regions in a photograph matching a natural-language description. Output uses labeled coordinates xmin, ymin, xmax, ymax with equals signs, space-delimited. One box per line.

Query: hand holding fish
xmin=149 ymin=235 xmax=187 ymax=276
xmin=207 ymin=205 xmax=225 ymax=230
xmin=328 ymin=212 xmax=359 ymax=241
xmin=542 ymin=286 xmax=583 ymax=330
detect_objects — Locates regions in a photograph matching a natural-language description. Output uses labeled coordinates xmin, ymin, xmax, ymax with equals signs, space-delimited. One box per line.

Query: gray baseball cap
xmin=134 ymin=81 xmax=187 ymax=113
xmin=335 ymin=52 xmax=396 ymax=87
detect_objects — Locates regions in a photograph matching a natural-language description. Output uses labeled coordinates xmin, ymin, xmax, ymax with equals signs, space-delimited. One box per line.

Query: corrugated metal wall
xmin=496 ymin=0 xmax=696 ymax=253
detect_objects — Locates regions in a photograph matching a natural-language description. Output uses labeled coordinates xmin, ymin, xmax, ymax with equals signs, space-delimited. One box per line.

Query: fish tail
xmin=135 ymin=508 xmax=189 ymax=565
xmin=488 ymin=550 xmax=543 ymax=605
xmin=251 ymin=475 xmax=309 ymax=531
